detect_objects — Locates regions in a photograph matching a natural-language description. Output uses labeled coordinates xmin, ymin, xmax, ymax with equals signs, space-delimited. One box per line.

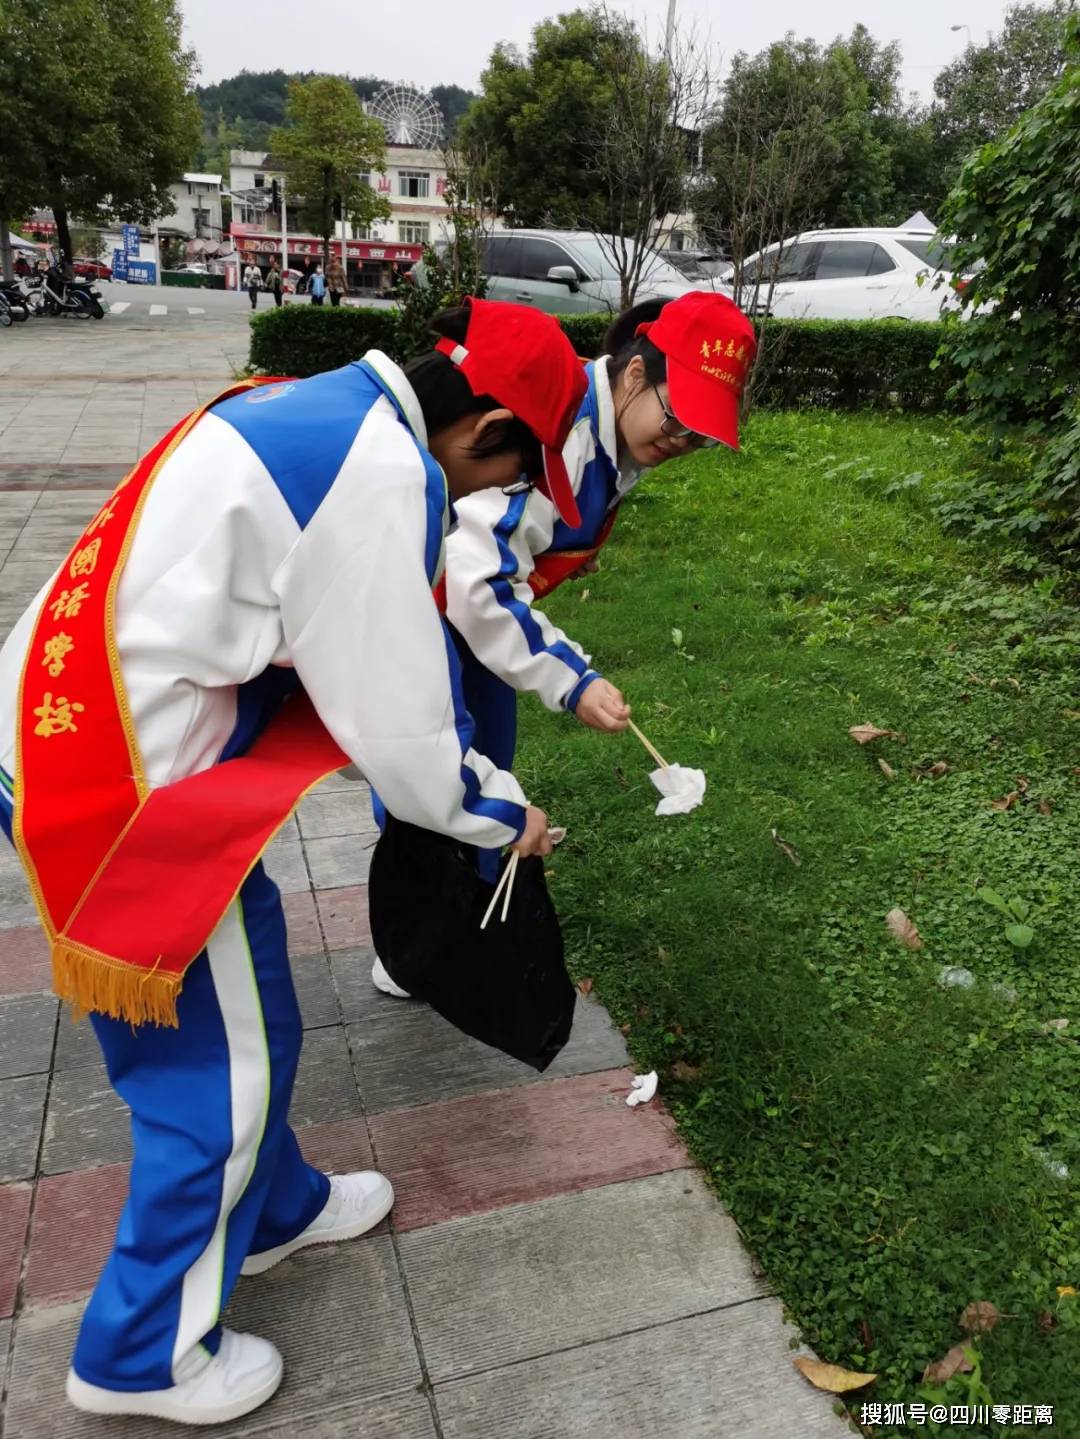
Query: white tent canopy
xmin=7 ymin=232 xmax=42 ymax=252
xmin=901 ymin=211 xmax=935 ymax=230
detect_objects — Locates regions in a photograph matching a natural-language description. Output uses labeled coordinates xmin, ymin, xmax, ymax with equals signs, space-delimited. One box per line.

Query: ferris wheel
xmin=367 ymin=84 xmax=443 ymax=149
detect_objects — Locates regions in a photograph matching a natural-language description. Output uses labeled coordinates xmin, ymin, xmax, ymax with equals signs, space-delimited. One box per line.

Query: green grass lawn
xmin=514 ymin=411 xmax=1080 ymax=1435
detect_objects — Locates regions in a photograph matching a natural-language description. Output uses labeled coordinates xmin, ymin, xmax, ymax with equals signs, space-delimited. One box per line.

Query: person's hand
xmin=511 ymin=805 xmax=555 ymax=858
xmin=568 ymin=558 xmax=600 ymax=581
xmin=575 ymin=679 xmax=631 ymax=733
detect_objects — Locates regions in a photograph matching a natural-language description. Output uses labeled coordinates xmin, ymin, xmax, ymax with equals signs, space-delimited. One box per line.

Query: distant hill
xmin=193 ymin=70 xmax=477 ymax=168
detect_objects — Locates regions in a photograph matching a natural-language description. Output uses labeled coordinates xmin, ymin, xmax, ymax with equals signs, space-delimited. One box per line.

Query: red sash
xmin=528 ymin=509 xmax=618 ymax=597
xmin=14 ymin=379 xmax=348 ymax=1027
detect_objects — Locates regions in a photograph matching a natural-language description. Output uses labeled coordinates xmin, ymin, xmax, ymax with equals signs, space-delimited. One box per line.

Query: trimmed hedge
xmin=161 ymin=271 xmax=226 ymax=290
xmin=249 ymin=304 xmax=959 ymax=413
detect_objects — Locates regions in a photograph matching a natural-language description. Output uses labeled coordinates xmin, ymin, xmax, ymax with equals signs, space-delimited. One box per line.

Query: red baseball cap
xmin=435 ymin=297 xmax=588 ymax=526
xmin=637 ymin=292 xmax=756 ymax=450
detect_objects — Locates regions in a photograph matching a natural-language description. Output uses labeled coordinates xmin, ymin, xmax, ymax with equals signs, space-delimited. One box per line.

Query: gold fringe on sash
xmin=50 ymin=940 xmax=183 ymax=1028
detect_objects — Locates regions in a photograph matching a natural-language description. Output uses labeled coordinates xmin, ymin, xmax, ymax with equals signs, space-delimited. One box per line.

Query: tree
xmin=459 ymin=9 xmax=634 ymax=229
xmin=0 ymin=0 xmax=201 ymax=268
xmin=932 ymin=2 xmax=1073 ymax=167
xmin=938 ymin=14 xmax=1080 ymax=551
xmin=700 ymin=28 xmax=912 ymax=239
xmin=271 ymin=76 xmax=390 ymax=267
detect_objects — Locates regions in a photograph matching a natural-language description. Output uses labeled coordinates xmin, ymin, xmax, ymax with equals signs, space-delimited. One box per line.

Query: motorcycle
xmin=38 ymin=266 xmax=105 ymax=319
xmin=0 ymin=282 xmax=29 ymax=325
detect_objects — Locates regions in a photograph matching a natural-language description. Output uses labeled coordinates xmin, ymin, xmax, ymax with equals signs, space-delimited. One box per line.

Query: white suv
xmin=719 ymin=229 xmax=971 ymax=322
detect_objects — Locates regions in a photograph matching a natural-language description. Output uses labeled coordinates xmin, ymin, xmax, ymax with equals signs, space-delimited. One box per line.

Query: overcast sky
xmin=180 ymin=0 xmax=1016 ymax=102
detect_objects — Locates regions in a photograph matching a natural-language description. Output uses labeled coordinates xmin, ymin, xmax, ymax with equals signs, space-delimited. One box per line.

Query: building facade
xmin=163 ymin=174 xmax=224 ymax=242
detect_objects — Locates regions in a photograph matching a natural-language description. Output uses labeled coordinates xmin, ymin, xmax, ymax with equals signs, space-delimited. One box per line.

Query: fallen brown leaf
xmin=878 ymin=758 xmax=897 ymax=781
xmin=991 ymin=792 xmax=1019 ymax=812
xmin=613 ymin=765 xmax=629 ymax=789
xmin=886 ymin=907 xmax=924 ymax=950
xmin=960 ymin=1301 xmax=1004 ymax=1334
xmin=1039 ymin=1311 xmax=1056 ymax=1333
xmin=968 ymin=672 xmax=984 ymax=685
xmin=576 ymin=978 xmax=594 ymax=999
xmin=922 ymin=1344 xmax=974 ymax=1386
xmin=671 ymin=1061 xmax=702 ymax=1082
xmin=1016 ymin=776 xmax=1031 ymax=794
xmin=849 ymin=724 xmax=898 ymax=746
xmin=619 ymin=1023 xmax=631 ymax=1035
xmin=770 ymin=829 xmax=802 ymax=867
xmin=793 ymin=1357 xmax=876 ymax=1394
xmin=1064 ymin=710 xmax=1080 ymax=722
xmin=1039 ymin=799 xmax=1054 ymax=817
xmin=915 ymin=761 xmax=949 ymax=780
xmin=1042 ymin=1018 xmax=1069 ymax=1032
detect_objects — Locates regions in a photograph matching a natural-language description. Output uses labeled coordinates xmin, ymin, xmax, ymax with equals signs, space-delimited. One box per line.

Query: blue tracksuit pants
xmin=66 ymin=863 xmax=330 ymax=1391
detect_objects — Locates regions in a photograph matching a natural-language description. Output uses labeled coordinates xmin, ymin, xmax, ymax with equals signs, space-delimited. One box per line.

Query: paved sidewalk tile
xmin=7 ymin=1241 xmax=423 ymax=1438
xmin=371 ymin=1068 xmax=687 ymax=1231
xmin=24 ymin=1121 xmax=378 ymax=1309
xmin=43 ymin=1065 xmax=130 ymax=1174
xmin=291 ymin=952 xmax=340 ymax=1031
xmin=0 ymin=1182 xmax=32 ymax=1316
xmin=52 ymin=1013 xmax=104 ymax=1072
xmin=434 ymin=1299 xmax=844 ymax=1439
xmin=0 ymin=994 xmax=56 ymax=1079
xmin=23 ymin=1164 xmax=129 ymax=1306
xmin=314 ymin=886 xmax=371 ymax=950
xmin=304 ymin=835 xmax=374 ymax=891
xmin=297 ymin=788 xmax=376 ymax=839
xmin=290 ymin=1027 xmax=363 ymax=1128
xmin=347 ymin=993 xmax=630 ymax=1114
xmin=262 ymin=835 xmax=310 ymax=896
xmin=327 ymin=946 xmax=379 ymax=1021
xmin=0 ymin=928 xmax=52 ymax=996
xmin=283 ymin=890 xmax=323 ymax=955
xmin=400 ymin=1170 xmax=766 ymax=1383
xmin=0 ymin=1073 xmax=47 ymax=1181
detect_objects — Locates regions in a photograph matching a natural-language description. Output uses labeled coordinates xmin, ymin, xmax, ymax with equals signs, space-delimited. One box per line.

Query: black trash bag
xmin=368 ymin=815 xmax=575 ymax=1071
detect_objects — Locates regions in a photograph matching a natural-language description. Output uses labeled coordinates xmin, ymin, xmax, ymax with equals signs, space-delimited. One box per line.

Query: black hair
xmin=404 ymin=305 xmax=543 ymax=473
xmin=604 ymin=298 xmax=668 ymax=388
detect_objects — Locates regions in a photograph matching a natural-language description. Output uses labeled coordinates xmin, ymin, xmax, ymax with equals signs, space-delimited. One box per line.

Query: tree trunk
xmin=52 ymin=202 xmax=73 ymax=268
xmin=0 ymin=217 xmax=13 ymax=283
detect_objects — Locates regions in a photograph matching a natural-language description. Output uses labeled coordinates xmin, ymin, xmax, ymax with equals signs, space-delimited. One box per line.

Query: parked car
xmin=659 ymin=249 xmax=728 ymax=280
xmin=72 ymin=256 xmax=112 ymax=281
xmin=410 ymin=230 xmax=695 ymax=315
xmin=170 ymin=263 xmax=209 ymax=275
xmin=717 ymin=229 xmax=973 ymax=322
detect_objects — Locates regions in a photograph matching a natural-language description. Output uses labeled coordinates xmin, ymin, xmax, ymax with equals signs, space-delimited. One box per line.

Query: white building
xmin=163 ymin=173 xmax=224 ymax=242
xmin=228 ymin=145 xmax=486 ymax=291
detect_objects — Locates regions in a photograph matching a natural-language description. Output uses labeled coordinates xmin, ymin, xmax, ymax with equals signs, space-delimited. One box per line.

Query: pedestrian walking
xmin=265 ymin=261 xmax=283 ymax=308
xmin=0 ymin=297 xmax=582 ymax=1426
xmin=327 ymin=255 xmax=348 ymax=307
xmin=309 ymin=264 xmax=326 ymax=306
xmin=243 ymin=261 xmax=261 ymax=310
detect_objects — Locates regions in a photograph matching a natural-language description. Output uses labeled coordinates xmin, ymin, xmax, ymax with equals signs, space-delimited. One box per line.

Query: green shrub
xmin=249 ymin=305 xmax=958 ymax=413
xmin=249 ymin=305 xmax=401 ymax=377
xmin=160 ymin=271 xmax=226 ymax=290
xmin=937 ymin=16 xmax=1080 ymax=555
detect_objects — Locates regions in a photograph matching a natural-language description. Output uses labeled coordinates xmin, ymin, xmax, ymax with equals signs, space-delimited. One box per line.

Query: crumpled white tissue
xmin=648 ymin=764 xmax=707 ymax=816
xmin=626 ymin=1071 xmax=659 ymax=1108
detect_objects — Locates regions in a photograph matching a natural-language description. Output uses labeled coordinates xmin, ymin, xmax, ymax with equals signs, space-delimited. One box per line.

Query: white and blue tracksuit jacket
xmin=0 ymin=349 xmax=528 ymax=1393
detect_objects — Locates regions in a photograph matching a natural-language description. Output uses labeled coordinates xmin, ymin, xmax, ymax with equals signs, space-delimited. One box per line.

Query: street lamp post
xmin=950 ymin=23 xmax=972 ymax=47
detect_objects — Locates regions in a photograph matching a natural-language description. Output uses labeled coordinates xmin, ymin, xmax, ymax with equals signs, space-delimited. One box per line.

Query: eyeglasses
xmin=651 ymin=385 xmax=719 ymax=449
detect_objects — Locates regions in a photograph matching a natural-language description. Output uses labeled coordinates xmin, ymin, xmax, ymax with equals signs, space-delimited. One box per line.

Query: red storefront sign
xmin=230 ymin=225 xmax=421 ymax=264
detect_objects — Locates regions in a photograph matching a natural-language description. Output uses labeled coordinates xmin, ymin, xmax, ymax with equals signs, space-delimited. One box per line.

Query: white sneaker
xmin=241 ymin=1171 xmax=395 ymax=1277
xmin=371 ymin=954 xmax=411 ymax=999
xmin=66 ymin=1328 xmax=283 ymax=1426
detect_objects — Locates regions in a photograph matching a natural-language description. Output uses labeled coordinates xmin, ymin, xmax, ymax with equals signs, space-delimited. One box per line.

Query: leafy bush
xmin=248 ymin=304 xmax=400 ymax=376
xmin=251 ymin=305 xmax=958 ymax=413
xmin=938 ymin=17 xmax=1080 ymax=555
